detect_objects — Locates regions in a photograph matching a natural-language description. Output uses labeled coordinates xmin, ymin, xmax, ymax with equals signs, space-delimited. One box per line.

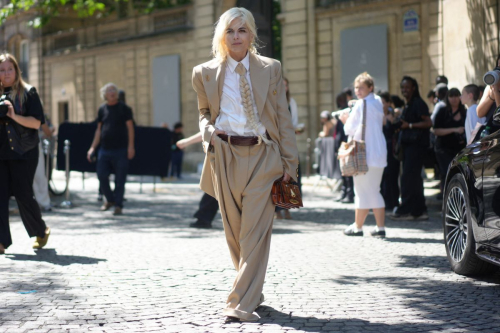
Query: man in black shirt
xmin=87 ymin=83 xmax=135 ymax=215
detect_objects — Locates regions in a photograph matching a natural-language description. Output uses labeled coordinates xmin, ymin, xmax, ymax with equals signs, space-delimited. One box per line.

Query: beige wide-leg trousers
xmin=209 ymin=136 xmax=283 ymax=321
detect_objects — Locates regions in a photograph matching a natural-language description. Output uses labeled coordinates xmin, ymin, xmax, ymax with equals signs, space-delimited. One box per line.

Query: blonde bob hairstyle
xmin=354 ymin=72 xmax=375 ymax=92
xmin=0 ymin=53 xmax=27 ymax=105
xmin=212 ymin=7 xmax=259 ymax=63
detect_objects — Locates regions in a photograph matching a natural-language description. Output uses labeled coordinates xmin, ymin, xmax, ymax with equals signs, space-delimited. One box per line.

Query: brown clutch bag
xmin=271 ymin=177 xmax=303 ymax=209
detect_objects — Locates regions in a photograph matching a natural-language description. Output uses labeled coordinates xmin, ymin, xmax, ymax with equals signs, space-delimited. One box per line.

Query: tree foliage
xmin=0 ymin=0 xmax=191 ymax=27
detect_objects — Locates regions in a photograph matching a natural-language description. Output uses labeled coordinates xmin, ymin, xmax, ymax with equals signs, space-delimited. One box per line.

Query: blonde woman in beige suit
xmin=192 ymin=7 xmax=298 ymax=322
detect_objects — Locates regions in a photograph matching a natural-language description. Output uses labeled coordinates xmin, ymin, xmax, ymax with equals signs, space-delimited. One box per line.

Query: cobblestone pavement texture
xmin=2 ymin=175 xmax=500 ymax=333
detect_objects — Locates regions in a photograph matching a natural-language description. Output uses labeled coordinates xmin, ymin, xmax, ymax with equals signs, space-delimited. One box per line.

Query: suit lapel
xmin=249 ymin=53 xmax=269 ymax=118
xmin=202 ymin=60 xmax=225 ymax=121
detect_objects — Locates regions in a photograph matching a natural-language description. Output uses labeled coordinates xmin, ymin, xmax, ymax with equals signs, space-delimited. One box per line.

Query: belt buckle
xmin=228 ymin=135 xmax=231 ymax=145
xmin=257 ymin=136 xmax=262 ymax=145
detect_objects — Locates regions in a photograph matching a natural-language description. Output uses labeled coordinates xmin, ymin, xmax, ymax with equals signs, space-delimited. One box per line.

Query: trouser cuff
xmin=222 ymin=308 xmax=260 ymax=322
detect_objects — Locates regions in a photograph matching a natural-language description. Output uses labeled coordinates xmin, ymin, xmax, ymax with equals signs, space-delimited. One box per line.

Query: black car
xmin=443 ymin=123 xmax=500 ymax=275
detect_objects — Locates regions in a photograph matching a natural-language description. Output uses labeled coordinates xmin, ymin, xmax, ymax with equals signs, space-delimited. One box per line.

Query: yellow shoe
xmin=33 ymin=227 xmax=50 ymax=249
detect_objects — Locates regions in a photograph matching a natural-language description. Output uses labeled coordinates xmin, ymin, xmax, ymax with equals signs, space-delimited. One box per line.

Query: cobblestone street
xmin=2 ymin=175 xmax=500 ymax=333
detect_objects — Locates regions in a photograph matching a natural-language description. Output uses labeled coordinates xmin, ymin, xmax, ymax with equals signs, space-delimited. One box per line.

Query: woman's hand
xmin=4 ymin=100 xmax=15 ymax=120
xmin=283 ymin=172 xmax=292 ymax=182
xmin=128 ymin=147 xmax=135 ymax=160
xmin=211 ymin=129 xmax=226 ymax=146
xmin=87 ymin=147 xmax=95 ymax=163
xmin=455 ymin=127 xmax=465 ymax=134
xmin=400 ymin=119 xmax=409 ymax=129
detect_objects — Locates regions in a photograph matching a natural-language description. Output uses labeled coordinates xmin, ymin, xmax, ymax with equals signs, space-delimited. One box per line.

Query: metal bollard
xmin=43 ymin=139 xmax=50 ymax=181
xmin=306 ymin=138 xmax=311 ymax=178
xmin=60 ymin=140 xmax=73 ymax=208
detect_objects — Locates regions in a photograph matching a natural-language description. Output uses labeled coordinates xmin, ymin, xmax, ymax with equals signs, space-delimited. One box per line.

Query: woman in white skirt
xmin=340 ymin=72 xmax=387 ymax=237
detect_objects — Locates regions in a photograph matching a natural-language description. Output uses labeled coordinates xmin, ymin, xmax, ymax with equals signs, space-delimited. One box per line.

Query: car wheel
xmin=443 ymin=173 xmax=497 ymax=275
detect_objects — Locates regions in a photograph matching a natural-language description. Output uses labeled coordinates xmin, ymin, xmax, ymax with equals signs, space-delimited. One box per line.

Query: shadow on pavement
xmin=383 ymin=237 xmax=444 ymax=244
xmin=5 ymin=249 xmax=107 ymax=266
xmin=250 ymin=305 xmax=449 ymax=332
xmin=327 ymin=274 xmax=500 ymax=330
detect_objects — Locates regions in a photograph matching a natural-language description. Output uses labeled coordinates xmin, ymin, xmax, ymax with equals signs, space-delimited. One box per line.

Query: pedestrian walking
xmin=389 ymin=76 xmax=432 ymax=221
xmin=340 ymin=72 xmax=387 ymax=237
xmin=192 ymin=7 xmax=298 ymax=321
xmin=0 ymin=53 xmax=50 ymax=254
xmin=87 ymin=83 xmax=135 ymax=216
xmin=175 ymin=132 xmax=220 ymax=229
xmin=169 ymin=122 xmax=185 ymax=179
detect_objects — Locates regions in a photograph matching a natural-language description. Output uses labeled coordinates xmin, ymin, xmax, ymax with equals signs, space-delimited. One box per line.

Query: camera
xmin=483 ymin=67 xmax=500 ymax=85
xmin=0 ymin=94 xmax=12 ymax=118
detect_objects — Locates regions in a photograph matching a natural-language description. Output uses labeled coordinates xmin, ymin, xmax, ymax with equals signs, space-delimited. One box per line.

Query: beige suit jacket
xmin=192 ymin=53 xmax=299 ymax=197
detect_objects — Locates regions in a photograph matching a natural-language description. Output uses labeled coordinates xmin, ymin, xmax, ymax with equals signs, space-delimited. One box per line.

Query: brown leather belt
xmin=218 ymin=134 xmax=263 ymax=146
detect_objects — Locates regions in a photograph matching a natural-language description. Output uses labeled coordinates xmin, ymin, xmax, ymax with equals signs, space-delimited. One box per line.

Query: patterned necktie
xmin=234 ymin=62 xmax=270 ymax=144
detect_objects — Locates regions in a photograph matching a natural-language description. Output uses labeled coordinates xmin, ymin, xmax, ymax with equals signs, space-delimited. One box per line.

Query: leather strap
xmin=218 ymin=134 xmax=262 ymax=146
xmin=362 ymin=99 xmax=367 ymax=141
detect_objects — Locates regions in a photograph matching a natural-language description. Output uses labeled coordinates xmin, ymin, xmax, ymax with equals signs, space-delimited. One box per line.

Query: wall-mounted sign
xmin=403 ymin=10 xmax=419 ymax=33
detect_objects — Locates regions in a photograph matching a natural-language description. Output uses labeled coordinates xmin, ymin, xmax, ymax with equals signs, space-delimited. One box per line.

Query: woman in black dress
xmin=0 ymin=53 xmax=50 ymax=254
xmin=433 ymin=88 xmax=467 ymax=196
xmin=389 ymin=76 xmax=432 ymax=221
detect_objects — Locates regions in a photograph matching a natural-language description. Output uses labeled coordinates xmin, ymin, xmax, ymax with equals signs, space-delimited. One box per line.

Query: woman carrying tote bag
xmin=340 ymin=72 xmax=387 ymax=237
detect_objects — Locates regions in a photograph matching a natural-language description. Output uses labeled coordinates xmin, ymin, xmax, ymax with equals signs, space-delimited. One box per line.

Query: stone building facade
xmin=1 ymin=0 xmax=499 ymax=171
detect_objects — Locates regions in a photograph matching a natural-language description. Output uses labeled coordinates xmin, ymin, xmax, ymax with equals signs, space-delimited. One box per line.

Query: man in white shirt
xmin=462 ymin=84 xmax=484 ymax=143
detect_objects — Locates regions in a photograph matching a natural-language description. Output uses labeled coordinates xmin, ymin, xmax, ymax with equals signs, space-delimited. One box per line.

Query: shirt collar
xmin=227 ymin=52 xmax=250 ymax=74
xmin=365 ymin=93 xmax=375 ymax=100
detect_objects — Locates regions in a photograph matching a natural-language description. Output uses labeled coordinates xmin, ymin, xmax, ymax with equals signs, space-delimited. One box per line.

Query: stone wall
xmin=443 ymin=0 xmax=498 ymax=88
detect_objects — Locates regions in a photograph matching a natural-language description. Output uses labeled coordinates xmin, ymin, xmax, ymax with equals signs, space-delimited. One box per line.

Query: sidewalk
xmin=1 ymin=173 xmax=499 ymax=332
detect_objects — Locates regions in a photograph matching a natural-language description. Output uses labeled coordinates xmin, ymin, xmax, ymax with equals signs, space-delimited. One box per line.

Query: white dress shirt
xmin=289 ymin=97 xmax=299 ymax=128
xmin=215 ymin=53 xmax=266 ymax=136
xmin=344 ymin=93 xmax=387 ymax=168
xmin=464 ymin=104 xmax=485 ymax=143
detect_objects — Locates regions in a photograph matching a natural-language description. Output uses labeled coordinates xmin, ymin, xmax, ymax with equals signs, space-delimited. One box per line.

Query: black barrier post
xmin=43 ymin=139 xmax=50 ymax=181
xmin=306 ymin=137 xmax=311 ymax=178
xmin=60 ymin=140 xmax=73 ymax=208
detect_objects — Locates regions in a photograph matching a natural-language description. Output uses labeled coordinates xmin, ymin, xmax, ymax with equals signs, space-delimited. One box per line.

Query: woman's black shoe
xmin=189 ymin=221 xmax=212 ymax=229
xmin=370 ymin=229 xmax=386 ymax=238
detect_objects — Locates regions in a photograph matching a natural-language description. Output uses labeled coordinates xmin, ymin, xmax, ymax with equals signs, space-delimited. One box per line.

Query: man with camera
xmin=0 ymin=53 xmax=50 ymax=254
xmin=477 ymin=56 xmax=500 ymax=138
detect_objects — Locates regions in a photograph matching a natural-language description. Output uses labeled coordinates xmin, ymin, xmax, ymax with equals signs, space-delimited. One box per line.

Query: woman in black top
xmin=0 ymin=53 xmax=50 ymax=254
xmin=390 ymin=76 xmax=433 ymax=221
xmin=433 ymin=88 xmax=467 ymax=195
